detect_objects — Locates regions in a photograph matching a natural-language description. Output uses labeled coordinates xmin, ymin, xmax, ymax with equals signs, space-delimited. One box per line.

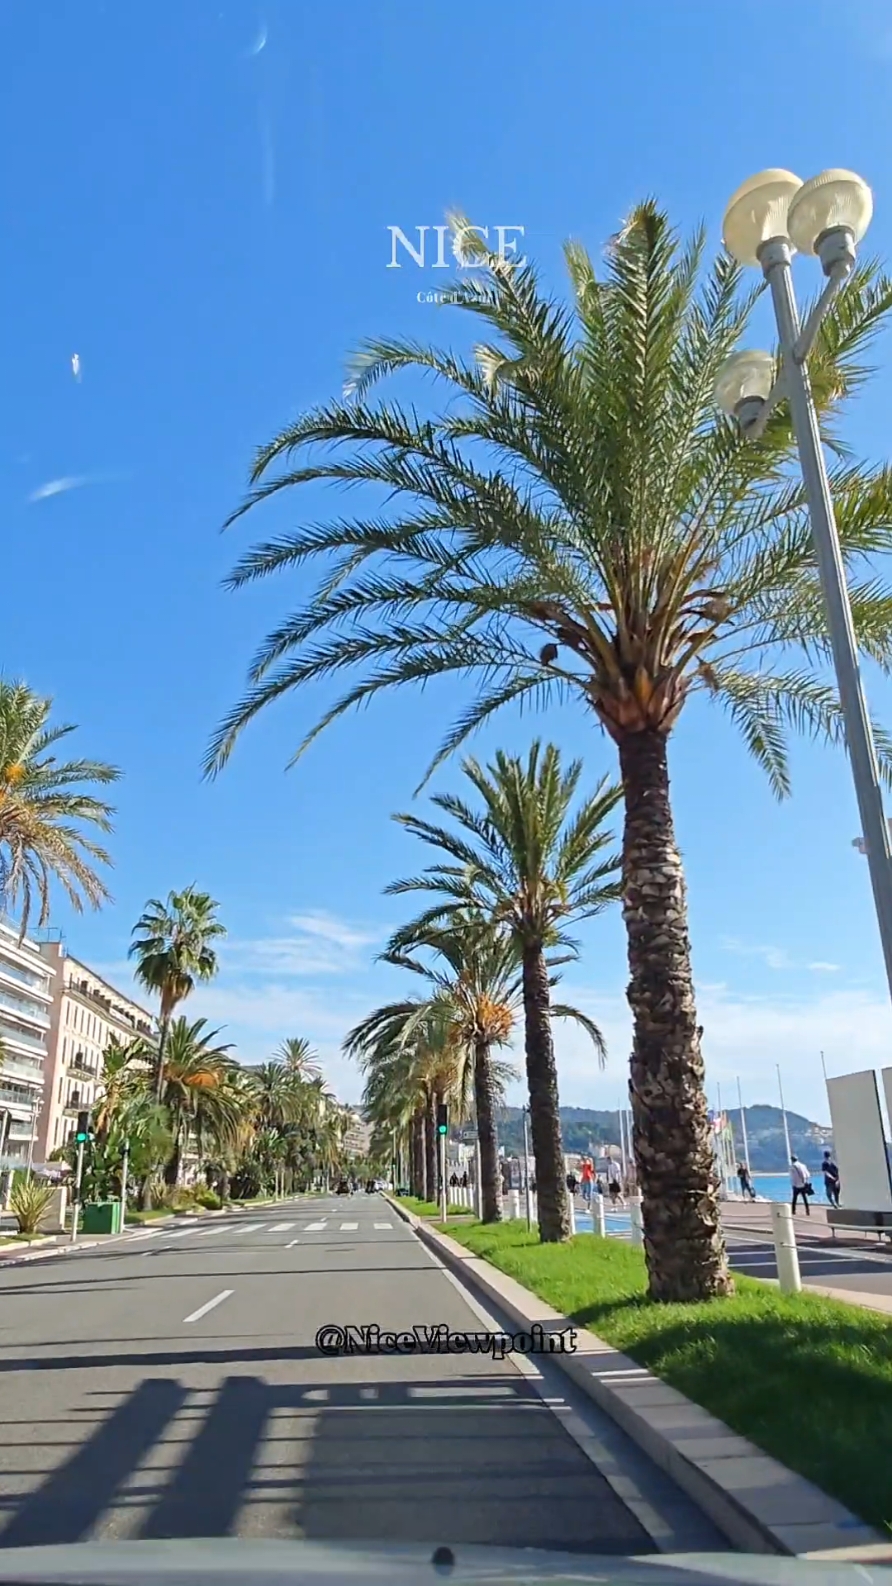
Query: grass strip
xmin=444 ymin=1219 xmax=892 ymax=1533
xmin=396 ymin=1195 xmax=475 ymax=1219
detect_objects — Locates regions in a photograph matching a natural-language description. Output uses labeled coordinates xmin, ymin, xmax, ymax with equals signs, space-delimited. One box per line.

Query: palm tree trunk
xmin=424 ymin=1095 xmax=437 ymax=1207
xmin=521 ymin=943 xmax=571 ymax=1241
xmin=473 ymin=1037 xmax=502 ymax=1223
xmin=411 ymin=1110 xmax=425 ymax=1198
xmin=154 ymin=1016 xmax=170 ymax=1102
xmin=619 ymin=728 xmax=732 ymax=1301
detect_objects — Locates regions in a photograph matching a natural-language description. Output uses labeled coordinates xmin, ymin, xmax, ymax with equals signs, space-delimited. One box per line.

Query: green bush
xmin=10 ymin=1179 xmax=55 ymax=1236
xmin=194 ymin=1188 xmax=222 ymax=1210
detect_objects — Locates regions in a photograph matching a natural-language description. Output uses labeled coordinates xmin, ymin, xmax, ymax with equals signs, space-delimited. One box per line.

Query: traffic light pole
xmin=439 ymin=1131 xmax=447 ymax=1225
xmin=70 ymin=1140 xmax=85 ymax=1244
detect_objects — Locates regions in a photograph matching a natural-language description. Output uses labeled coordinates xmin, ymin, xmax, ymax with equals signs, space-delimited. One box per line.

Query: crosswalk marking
xmin=303 ymin=1221 xmax=327 ymax=1232
xmin=231 ymin=1222 xmax=262 ymax=1234
xmin=163 ymin=1229 xmax=196 ymax=1240
xmin=374 ymin=1221 xmax=393 ymax=1230
xmin=339 ymin=1221 xmax=358 ymax=1231
xmin=269 ymin=1222 xmax=294 ymax=1232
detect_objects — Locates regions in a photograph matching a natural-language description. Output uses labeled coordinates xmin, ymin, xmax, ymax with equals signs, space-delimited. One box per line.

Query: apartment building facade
xmin=0 ymin=917 xmax=55 ymax=1173
xmin=35 ymin=943 xmax=154 ymax=1161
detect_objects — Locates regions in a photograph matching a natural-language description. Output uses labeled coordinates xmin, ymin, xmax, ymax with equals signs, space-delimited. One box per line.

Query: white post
xmin=594 ymin=1191 xmax=606 ymax=1237
xmin=508 ymin=1188 xmax=520 ymax=1220
xmin=474 ymin=1138 xmax=483 ymax=1218
xmin=568 ymin=1194 xmax=576 ymax=1235
xmin=629 ymin=1194 xmax=644 ymax=1248
xmin=770 ymin=1201 xmax=802 ymax=1293
xmin=522 ymin=1107 xmax=533 ymax=1230
xmin=618 ymin=1105 xmax=628 ymax=1181
xmin=70 ymin=1140 xmax=85 ymax=1244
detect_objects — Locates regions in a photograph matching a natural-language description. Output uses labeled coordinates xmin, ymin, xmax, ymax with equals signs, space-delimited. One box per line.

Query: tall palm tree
xmin=274 ymin=1037 xmax=321 ymax=1081
xmin=129 ymin=887 xmax=226 ymax=1101
xmin=154 ymin=1016 xmax=236 ymax=1184
xmin=0 ymin=681 xmax=119 ymax=937
xmin=387 ymin=745 xmax=619 ymax=1241
xmin=209 ymin=207 xmax=892 ymax=1298
xmin=378 ymin=916 xmax=519 ymax=1223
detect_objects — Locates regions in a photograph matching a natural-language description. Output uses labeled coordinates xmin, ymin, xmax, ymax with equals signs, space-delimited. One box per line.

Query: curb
xmin=393 ymin=1203 xmax=886 ymax=1561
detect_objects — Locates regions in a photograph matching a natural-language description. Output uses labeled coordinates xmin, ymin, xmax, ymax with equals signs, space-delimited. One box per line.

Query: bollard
xmin=594 ymin=1192 xmax=606 ymax=1237
xmin=508 ymin=1189 xmax=521 ymax=1220
xmin=770 ymin=1200 xmax=802 ymax=1293
xmin=629 ymin=1195 xmax=644 ymax=1248
xmin=568 ymin=1195 xmax=576 ymax=1235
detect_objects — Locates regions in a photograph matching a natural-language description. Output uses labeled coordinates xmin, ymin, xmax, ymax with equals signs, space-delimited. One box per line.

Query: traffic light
xmin=75 ymin=1111 xmax=90 ymax=1144
xmin=436 ymin=1103 xmax=448 ymax=1136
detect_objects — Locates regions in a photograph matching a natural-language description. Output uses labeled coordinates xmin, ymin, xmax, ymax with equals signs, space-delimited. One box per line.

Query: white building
xmin=35 ymin=942 xmax=154 ymax=1161
xmin=0 ymin=917 xmax=54 ymax=1174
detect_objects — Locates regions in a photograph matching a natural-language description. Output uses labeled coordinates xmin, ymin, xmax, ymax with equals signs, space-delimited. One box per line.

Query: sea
xmin=749 ymin=1171 xmax=832 ymax=1204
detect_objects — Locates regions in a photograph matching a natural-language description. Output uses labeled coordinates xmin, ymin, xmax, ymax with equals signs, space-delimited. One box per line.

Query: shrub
xmin=10 ymin=1179 xmax=55 ymax=1236
xmin=194 ymin=1188 xmax=222 ymax=1210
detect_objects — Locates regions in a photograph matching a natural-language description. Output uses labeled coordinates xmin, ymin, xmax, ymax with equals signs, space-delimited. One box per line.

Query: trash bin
xmin=81 ymin=1201 xmax=122 ymax=1235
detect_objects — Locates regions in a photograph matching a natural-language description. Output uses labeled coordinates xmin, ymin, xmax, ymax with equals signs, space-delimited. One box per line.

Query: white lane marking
xmin=303 ymin=1221 xmax=327 ymax=1232
xmin=373 ymin=1221 xmax=393 ymax=1230
xmin=339 ymin=1222 xmax=358 ymax=1231
xmin=163 ymin=1228 xmax=198 ymax=1241
xmin=269 ymin=1222 xmax=294 ymax=1232
xmin=285 ymin=1238 xmax=300 ymax=1248
xmin=231 ymin=1223 xmax=262 ymax=1234
xmin=183 ymin=1289 xmax=233 ymax=1324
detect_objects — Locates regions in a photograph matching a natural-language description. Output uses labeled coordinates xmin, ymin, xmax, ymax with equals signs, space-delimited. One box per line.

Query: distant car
xmin=336 ymin=1178 xmax=351 ymax=1195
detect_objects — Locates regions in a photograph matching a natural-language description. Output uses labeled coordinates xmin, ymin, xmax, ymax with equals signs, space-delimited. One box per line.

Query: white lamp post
xmin=716 ymin=168 xmax=892 ymax=1002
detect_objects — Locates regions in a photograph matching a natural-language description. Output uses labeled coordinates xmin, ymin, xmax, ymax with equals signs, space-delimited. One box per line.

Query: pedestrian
xmin=580 ymin=1157 xmax=594 ymax=1205
xmin=449 ymin=1173 xmax=458 ymax=1189
xmin=790 ymin=1155 xmax=813 ymax=1216
xmin=460 ymin=1171 xmax=468 ymax=1190
xmin=822 ymin=1149 xmax=841 ymax=1208
xmin=737 ymin=1161 xmax=756 ymax=1202
xmin=566 ymin=1171 xmax=578 ymax=1197
xmin=608 ymin=1175 xmax=621 ymax=1208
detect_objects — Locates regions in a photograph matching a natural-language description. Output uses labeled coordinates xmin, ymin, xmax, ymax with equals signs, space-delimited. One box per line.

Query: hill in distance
xmin=492 ymin=1104 xmax=833 ymax=1173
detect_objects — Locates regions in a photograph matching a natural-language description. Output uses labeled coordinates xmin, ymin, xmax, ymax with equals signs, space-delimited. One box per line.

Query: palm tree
xmin=386 ymin=746 xmax=619 ymax=1240
xmin=129 ymin=887 xmax=226 ymax=1101
xmin=209 ymin=207 xmax=892 ymax=1298
xmin=155 ymin=1017 xmax=236 ymax=1184
xmin=274 ymin=1037 xmax=321 ymax=1081
xmin=379 ymin=916 xmax=519 ymax=1223
xmin=0 ymin=681 xmax=119 ymax=936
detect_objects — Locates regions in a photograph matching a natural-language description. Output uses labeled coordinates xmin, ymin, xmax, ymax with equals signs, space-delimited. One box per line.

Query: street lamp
xmin=715 ymin=167 xmax=892 ymax=1003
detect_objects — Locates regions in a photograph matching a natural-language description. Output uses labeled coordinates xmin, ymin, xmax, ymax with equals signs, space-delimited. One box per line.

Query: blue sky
xmin=4 ymin=0 xmax=892 ymax=1125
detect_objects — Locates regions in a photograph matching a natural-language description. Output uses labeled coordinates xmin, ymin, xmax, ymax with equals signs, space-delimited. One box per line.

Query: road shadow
xmin=0 ymin=1373 xmax=649 ymax=1553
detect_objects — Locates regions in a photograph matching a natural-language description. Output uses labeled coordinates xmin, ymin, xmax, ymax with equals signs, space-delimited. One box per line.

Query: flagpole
xmin=737 ymin=1076 xmax=751 ymax=1177
xmin=777 ymin=1064 xmax=793 ymax=1162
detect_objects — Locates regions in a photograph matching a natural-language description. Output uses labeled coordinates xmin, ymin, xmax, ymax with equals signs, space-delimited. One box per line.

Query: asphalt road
xmin=0 ymin=1195 xmax=726 ymax=1555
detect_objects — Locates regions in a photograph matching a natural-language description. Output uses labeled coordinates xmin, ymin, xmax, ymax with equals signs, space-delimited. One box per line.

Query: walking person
xmin=790 ymin=1155 xmax=813 ymax=1216
xmin=580 ymin=1157 xmax=594 ymax=1205
xmin=608 ymin=1174 xmax=621 ymax=1208
xmin=737 ymin=1161 xmax=756 ymax=1201
xmin=822 ymin=1150 xmax=841 ymax=1208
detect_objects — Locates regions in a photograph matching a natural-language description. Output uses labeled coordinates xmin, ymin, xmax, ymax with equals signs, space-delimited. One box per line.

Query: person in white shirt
xmin=790 ymin=1155 xmax=813 ymax=1216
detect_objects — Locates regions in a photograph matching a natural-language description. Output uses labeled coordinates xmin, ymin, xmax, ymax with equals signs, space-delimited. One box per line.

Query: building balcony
xmin=67 ymin=1056 xmax=97 ymax=1080
xmin=0 ymin=1053 xmax=44 ymax=1086
xmin=0 ymin=990 xmax=51 ymax=1031
xmin=0 ymin=1085 xmax=37 ymax=1118
xmin=0 ymin=964 xmax=52 ymax=1008
xmin=0 ymin=1019 xmax=46 ymax=1057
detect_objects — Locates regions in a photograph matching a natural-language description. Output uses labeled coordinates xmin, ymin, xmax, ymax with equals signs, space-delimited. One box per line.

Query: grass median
xmin=443 ymin=1218 xmax=892 ymax=1533
xmin=397 ymin=1195 xmax=475 ymax=1219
